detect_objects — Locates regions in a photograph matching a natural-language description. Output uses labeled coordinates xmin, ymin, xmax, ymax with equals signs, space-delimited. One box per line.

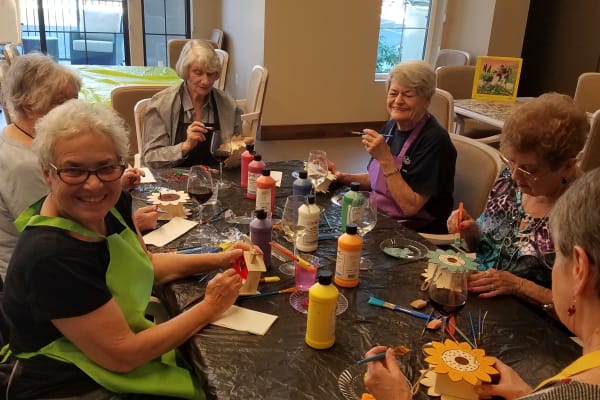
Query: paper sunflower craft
xmin=147 ymin=189 xmax=190 ymax=219
xmin=426 ymin=249 xmax=478 ymax=272
xmin=420 ymin=340 xmax=498 ymax=400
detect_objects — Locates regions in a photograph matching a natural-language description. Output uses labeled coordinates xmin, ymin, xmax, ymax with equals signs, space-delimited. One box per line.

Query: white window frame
xmin=375 ymin=0 xmax=447 ymax=81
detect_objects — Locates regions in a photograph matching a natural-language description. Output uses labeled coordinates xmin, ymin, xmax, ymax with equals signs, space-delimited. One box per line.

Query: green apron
xmin=13 ymin=201 xmax=204 ymax=399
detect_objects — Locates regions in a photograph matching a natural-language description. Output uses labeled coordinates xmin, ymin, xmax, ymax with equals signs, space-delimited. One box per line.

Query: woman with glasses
xmin=143 ymin=39 xmax=242 ymax=168
xmin=364 ymin=168 xmax=600 ymax=400
xmin=3 ymin=100 xmax=248 ymax=399
xmin=447 ymin=93 xmax=588 ymax=305
xmin=328 ymin=61 xmax=457 ymax=233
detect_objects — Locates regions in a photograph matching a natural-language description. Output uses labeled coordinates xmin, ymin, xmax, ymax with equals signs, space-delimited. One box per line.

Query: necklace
xmin=13 ymin=123 xmax=35 ymax=140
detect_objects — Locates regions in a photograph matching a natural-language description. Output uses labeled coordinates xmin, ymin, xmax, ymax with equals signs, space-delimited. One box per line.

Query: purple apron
xmin=367 ymin=115 xmax=434 ymax=229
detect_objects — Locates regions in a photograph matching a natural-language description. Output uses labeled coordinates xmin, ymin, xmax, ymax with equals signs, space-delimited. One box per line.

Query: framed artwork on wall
xmin=472 ymin=56 xmax=523 ymax=101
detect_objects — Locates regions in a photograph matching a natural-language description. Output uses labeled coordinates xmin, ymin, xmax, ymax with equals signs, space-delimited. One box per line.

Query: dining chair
xmin=574 ymin=72 xmax=600 ymax=113
xmin=2 ymin=43 xmax=20 ymax=65
xmin=110 ymin=84 xmax=171 ymax=165
xmin=69 ymin=8 xmax=122 ymax=65
xmin=214 ymin=49 xmax=228 ymax=91
xmin=436 ymin=65 xmax=502 ymax=143
xmin=0 ymin=60 xmax=11 ymax=125
xmin=167 ymin=38 xmax=188 ymax=70
xmin=579 ymin=109 xmax=600 ymax=172
xmin=450 ymin=134 xmax=502 ymax=217
xmin=209 ymin=28 xmax=224 ymax=49
xmin=434 ymin=49 xmax=471 ymax=70
xmin=236 ymin=65 xmax=269 ymax=140
xmin=428 ymin=88 xmax=454 ymax=133
xmin=133 ymin=98 xmax=152 ymax=168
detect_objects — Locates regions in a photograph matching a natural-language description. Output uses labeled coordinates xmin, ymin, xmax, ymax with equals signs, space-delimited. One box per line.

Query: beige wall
xmin=442 ymin=0 xmax=529 ymax=61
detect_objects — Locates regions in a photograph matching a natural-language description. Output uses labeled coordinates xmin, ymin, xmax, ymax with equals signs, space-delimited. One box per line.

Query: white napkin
xmin=142 ymin=217 xmax=197 ymax=247
xmin=212 ymin=305 xmax=278 ymax=335
xmin=271 ymin=170 xmax=283 ymax=187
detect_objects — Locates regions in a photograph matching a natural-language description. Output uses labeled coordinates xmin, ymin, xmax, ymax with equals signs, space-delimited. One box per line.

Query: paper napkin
xmin=212 ymin=305 xmax=278 ymax=335
xmin=143 ymin=217 xmax=198 ymax=247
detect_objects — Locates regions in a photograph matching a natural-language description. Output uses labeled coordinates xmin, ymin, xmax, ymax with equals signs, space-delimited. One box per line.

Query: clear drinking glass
xmin=347 ymin=191 xmax=377 ymax=270
xmin=279 ymin=195 xmax=308 ymax=276
xmin=306 ymin=150 xmax=328 ymax=193
xmin=427 ymin=267 xmax=468 ymax=341
xmin=210 ymin=130 xmax=233 ymax=189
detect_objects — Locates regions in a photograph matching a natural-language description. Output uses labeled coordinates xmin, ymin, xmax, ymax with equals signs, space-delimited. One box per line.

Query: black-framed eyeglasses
xmin=50 ymin=163 xmax=126 ymax=185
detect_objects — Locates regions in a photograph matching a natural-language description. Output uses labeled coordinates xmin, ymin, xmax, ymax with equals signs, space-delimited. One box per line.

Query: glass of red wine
xmin=187 ymin=166 xmax=215 ymax=220
xmin=210 ymin=130 xmax=233 ymax=189
xmin=427 ymin=267 xmax=468 ymax=341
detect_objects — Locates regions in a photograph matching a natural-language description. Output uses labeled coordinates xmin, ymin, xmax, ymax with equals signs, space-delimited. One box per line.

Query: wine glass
xmin=187 ymin=166 xmax=215 ymax=220
xmin=347 ymin=192 xmax=377 ymax=270
xmin=306 ymin=150 xmax=328 ymax=193
xmin=279 ymin=195 xmax=308 ymax=276
xmin=210 ymin=130 xmax=232 ymax=189
xmin=427 ymin=267 xmax=468 ymax=341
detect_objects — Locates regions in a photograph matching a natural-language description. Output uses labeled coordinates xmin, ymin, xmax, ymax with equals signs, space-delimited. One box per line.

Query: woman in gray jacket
xmin=142 ymin=39 xmax=242 ymax=168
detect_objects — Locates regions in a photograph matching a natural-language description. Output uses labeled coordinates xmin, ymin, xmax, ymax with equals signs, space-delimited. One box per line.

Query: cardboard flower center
xmin=441 ymin=349 xmax=479 ymax=372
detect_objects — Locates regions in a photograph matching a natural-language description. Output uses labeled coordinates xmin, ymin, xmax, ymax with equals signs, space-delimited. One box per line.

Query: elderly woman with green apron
xmin=3 ymin=99 xmax=246 ymax=399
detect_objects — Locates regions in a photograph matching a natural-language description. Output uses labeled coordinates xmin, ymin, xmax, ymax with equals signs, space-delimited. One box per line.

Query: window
xmin=376 ymin=0 xmax=446 ymax=79
xmin=142 ymin=0 xmax=189 ymax=66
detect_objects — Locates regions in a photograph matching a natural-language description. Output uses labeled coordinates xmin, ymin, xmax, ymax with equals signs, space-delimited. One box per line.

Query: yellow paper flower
xmin=423 ymin=340 xmax=498 ymax=385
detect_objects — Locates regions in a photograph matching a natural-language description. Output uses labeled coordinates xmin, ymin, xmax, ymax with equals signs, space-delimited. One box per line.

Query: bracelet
xmin=383 ymin=168 xmax=399 ymax=178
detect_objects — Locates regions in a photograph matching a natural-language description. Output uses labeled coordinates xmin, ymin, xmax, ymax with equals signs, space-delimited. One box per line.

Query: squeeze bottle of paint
xmin=292 ymin=170 xmax=313 ymax=196
xmin=246 ymin=154 xmax=265 ymax=200
xmin=305 ymin=270 xmax=338 ymax=349
xmin=240 ymin=143 xmax=255 ymax=188
xmin=340 ymin=182 xmax=363 ymax=233
xmin=256 ymin=168 xmax=276 ymax=213
xmin=296 ymin=195 xmax=320 ymax=252
xmin=249 ymin=208 xmax=272 ymax=268
xmin=334 ymin=224 xmax=362 ymax=288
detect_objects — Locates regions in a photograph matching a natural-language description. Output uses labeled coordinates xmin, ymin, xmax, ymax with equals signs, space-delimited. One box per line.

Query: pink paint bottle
xmin=246 ymin=154 xmax=265 ymax=200
xmin=240 ymin=143 xmax=255 ymax=188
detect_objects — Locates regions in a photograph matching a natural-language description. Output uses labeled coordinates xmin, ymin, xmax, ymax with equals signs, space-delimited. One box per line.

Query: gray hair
xmin=386 ymin=60 xmax=436 ymax=100
xmin=33 ymin=99 xmax=129 ymax=166
xmin=175 ymin=39 xmax=221 ymax=80
xmin=550 ymin=168 xmax=600 ymax=297
xmin=1 ymin=53 xmax=81 ymax=121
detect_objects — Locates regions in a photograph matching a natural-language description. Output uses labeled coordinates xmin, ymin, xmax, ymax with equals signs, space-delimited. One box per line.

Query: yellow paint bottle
xmin=305 ymin=270 xmax=339 ymax=349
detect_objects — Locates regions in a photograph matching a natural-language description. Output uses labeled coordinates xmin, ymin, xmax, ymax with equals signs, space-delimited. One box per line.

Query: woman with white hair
xmin=328 ymin=60 xmax=456 ymax=233
xmin=143 ymin=39 xmax=242 ymax=168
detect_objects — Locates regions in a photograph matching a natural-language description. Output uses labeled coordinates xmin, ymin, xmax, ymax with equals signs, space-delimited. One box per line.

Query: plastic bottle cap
xmin=317 ymin=270 xmax=333 ymax=285
xmin=298 ymin=170 xmax=308 ymax=179
xmin=345 ymin=224 xmax=358 ymax=235
xmin=255 ymin=209 xmax=267 ymax=219
xmin=307 ymin=195 xmax=316 ymax=204
xmin=350 ymin=182 xmax=360 ymax=191
xmin=262 ymin=168 xmax=271 ymax=176
xmin=253 ymin=154 xmax=262 ymax=161
xmin=246 ymin=144 xmax=255 ymax=151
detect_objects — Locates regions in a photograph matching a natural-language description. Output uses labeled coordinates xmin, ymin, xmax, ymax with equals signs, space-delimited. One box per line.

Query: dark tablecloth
xmin=150 ymin=161 xmax=580 ymax=400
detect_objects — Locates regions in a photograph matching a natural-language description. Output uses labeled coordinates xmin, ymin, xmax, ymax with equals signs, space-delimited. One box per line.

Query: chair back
xmin=450 ymin=134 xmax=502 ymax=217
xmin=167 ymin=39 xmax=188 ymax=69
xmin=210 ymin=28 xmax=224 ymax=49
xmin=435 ymin=49 xmax=471 ymax=69
xmin=237 ymin=65 xmax=269 ymax=140
xmin=2 ymin=44 xmax=20 ymax=65
xmin=110 ymin=85 xmax=172 ymax=163
xmin=0 ymin=60 xmax=11 ymax=125
xmin=574 ymin=72 xmax=600 ymax=113
xmin=580 ymin=109 xmax=600 ymax=172
xmin=436 ymin=65 xmax=476 ymax=99
xmin=214 ymin=49 xmax=228 ymax=91
xmin=134 ymin=98 xmax=152 ymax=165
xmin=428 ymin=88 xmax=454 ymax=133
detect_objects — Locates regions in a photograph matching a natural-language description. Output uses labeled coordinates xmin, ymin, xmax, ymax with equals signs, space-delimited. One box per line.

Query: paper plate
xmin=380 ymin=237 xmax=429 ymax=260
xmin=330 ymin=189 xmax=348 ymax=206
xmin=289 ymin=291 xmax=348 ymax=315
xmin=418 ymin=232 xmax=456 ymax=245
xmin=157 ymin=169 xmax=189 ymax=183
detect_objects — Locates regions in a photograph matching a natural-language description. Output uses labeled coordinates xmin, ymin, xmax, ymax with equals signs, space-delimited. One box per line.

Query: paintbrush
xmin=268 ymin=242 xmax=317 ymax=271
xmin=356 ymin=345 xmax=410 ymax=365
xmin=351 ymin=131 xmax=393 ymax=138
xmin=368 ymin=297 xmax=431 ymax=320
xmin=238 ymin=287 xmax=297 ymax=300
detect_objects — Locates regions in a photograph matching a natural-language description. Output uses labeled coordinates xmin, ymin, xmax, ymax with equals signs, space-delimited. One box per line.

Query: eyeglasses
xmin=498 ymin=153 xmax=539 ymax=182
xmin=50 ymin=163 xmax=126 ymax=185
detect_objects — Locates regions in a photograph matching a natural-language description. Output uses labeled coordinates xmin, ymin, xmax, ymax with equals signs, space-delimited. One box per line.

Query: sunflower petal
xmin=463 ymin=372 xmax=479 ymax=385
xmin=447 ymin=369 xmax=462 ymax=382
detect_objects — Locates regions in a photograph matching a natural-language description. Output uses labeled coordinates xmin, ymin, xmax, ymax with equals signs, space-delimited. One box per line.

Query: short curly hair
xmin=1 ymin=53 xmax=81 ymax=121
xmin=386 ymin=60 xmax=436 ymax=101
xmin=500 ymin=93 xmax=589 ymax=170
xmin=175 ymin=39 xmax=221 ymax=80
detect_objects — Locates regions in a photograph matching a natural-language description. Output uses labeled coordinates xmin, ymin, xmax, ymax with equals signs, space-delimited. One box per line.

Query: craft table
xmin=143 ymin=160 xmax=581 ymax=400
